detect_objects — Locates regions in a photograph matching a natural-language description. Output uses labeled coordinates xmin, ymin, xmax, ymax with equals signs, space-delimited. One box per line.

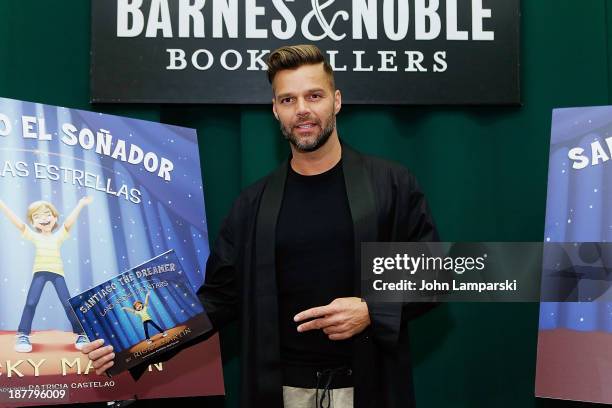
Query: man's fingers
xmin=95 ymin=360 xmax=114 ymax=376
xmin=297 ymin=318 xmax=324 ymax=332
xmin=92 ymin=351 xmax=115 ymax=369
xmin=328 ymin=332 xmax=351 ymax=341
xmin=322 ymin=325 xmax=346 ymax=335
xmin=81 ymin=338 xmax=104 ymax=354
xmin=297 ymin=316 xmax=338 ymax=332
xmin=294 ymin=304 xmax=334 ymax=322
xmin=88 ymin=345 xmax=113 ymax=361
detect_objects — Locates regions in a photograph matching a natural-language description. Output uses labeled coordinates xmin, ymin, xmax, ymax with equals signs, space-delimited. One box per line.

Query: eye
xmin=308 ymin=94 xmax=322 ymax=101
xmin=280 ymin=97 xmax=294 ymax=104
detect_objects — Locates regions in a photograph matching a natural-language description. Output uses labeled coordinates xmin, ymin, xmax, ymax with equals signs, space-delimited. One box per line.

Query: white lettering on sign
xmin=116 ymin=0 xmax=496 ymax=41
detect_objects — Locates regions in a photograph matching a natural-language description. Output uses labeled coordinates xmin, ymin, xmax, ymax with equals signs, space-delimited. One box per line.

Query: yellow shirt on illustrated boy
xmin=133 ymin=307 xmax=152 ymax=322
xmin=22 ymin=225 xmax=69 ymax=276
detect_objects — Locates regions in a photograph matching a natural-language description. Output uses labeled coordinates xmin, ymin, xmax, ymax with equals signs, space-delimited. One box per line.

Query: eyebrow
xmin=276 ymin=88 xmax=327 ymax=100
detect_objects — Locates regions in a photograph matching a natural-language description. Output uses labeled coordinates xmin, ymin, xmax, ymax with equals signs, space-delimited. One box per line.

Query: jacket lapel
xmin=341 ymin=144 xmax=378 ymax=292
xmin=342 ymin=145 xmax=380 ymax=408
xmin=253 ymin=160 xmax=287 ymax=405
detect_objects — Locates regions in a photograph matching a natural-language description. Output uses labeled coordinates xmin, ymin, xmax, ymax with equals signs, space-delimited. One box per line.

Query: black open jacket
xmin=196 ymin=144 xmax=438 ymax=408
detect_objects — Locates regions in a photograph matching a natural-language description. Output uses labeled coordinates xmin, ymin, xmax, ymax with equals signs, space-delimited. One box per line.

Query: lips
xmin=294 ymin=122 xmax=318 ymax=130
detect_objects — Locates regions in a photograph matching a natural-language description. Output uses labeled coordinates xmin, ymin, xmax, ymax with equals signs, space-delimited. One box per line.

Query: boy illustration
xmin=0 ymin=197 xmax=93 ymax=352
xmin=122 ymin=292 xmax=167 ymax=344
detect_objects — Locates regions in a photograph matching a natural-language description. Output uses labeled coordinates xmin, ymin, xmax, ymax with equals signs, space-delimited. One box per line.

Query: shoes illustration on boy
xmin=15 ymin=332 xmax=32 ymax=353
xmin=74 ymin=334 xmax=89 ymax=350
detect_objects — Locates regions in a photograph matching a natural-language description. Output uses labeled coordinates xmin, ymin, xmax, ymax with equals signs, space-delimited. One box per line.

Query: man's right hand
xmin=81 ymin=339 xmax=115 ymax=375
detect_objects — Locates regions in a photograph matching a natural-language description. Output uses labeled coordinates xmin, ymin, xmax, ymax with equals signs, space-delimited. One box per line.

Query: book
xmin=69 ymin=249 xmax=212 ymax=376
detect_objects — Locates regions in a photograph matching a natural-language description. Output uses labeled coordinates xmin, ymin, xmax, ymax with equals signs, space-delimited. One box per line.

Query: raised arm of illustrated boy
xmin=121 ymin=307 xmax=135 ymax=314
xmin=64 ymin=196 xmax=93 ymax=232
xmin=0 ymin=199 xmax=26 ymax=233
xmin=144 ymin=292 xmax=150 ymax=307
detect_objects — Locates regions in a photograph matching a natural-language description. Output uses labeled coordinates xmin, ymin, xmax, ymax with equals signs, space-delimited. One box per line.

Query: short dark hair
xmin=266 ymin=44 xmax=335 ymax=88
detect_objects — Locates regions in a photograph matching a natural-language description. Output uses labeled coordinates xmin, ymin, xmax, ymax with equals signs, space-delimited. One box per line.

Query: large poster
xmin=536 ymin=106 xmax=612 ymax=404
xmin=90 ymin=0 xmax=520 ymax=105
xmin=0 ymin=97 xmax=224 ymax=406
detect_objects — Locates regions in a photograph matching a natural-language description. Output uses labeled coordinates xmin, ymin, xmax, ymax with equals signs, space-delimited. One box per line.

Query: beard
xmin=280 ymin=111 xmax=336 ymax=153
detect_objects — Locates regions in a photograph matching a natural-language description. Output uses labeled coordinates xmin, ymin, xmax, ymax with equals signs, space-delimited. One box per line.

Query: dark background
xmin=1 ymin=0 xmax=610 ymax=407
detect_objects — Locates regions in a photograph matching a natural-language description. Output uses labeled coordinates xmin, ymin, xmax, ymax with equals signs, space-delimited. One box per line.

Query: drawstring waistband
xmin=315 ymin=367 xmax=352 ymax=408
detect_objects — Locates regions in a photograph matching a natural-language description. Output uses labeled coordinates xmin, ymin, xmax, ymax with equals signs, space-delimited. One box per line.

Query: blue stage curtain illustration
xmin=0 ymin=99 xmax=209 ymax=333
xmin=73 ymin=252 xmax=204 ymax=352
xmin=540 ymin=106 xmax=612 ymax=333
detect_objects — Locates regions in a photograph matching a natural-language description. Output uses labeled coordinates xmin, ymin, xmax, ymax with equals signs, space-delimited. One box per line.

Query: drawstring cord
xmin=315 ymin=367 xmax=352 ymax=408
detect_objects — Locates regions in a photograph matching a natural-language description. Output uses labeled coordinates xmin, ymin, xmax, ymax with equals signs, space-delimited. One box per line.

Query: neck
xmin=290 ymin=133 xmax=342 ymax=176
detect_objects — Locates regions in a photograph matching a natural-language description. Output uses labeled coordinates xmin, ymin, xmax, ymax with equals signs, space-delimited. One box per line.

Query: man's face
xmin=272 ymin=63 xmax=341 ymax=153
xmin=31 ymin=207 xmax=57 ymax=233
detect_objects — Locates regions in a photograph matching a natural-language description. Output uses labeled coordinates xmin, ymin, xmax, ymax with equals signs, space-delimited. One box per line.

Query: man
xmin=83 ymin=44 xmax=438 ymax=408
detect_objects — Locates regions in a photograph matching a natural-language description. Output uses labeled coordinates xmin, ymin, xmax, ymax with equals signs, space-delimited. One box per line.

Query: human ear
xmin=272 ymin=99 xmax=279 ymax=120
xmin=334 ymin=89 xmax=342 ymax=115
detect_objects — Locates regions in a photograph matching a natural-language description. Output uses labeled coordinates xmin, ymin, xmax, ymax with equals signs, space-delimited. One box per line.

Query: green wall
xmin=0 ymin=1 xmax=609 ymax=407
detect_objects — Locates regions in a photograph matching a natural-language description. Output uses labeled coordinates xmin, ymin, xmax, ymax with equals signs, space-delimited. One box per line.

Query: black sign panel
xmin=91 ymin=0 xmax=520 ymax=104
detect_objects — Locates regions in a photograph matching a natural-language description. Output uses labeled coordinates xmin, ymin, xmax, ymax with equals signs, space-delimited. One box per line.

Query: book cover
xmin=69 ymin=249 xmax=212 ymax=376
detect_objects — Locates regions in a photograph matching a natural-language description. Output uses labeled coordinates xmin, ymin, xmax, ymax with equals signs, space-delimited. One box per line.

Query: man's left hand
xmin=294 ymin=297 xmax=371 ymax=340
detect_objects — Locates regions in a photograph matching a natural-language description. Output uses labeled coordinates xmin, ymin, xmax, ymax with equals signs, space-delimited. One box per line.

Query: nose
xmin=296 ymin=97 xmax=310 ymax=117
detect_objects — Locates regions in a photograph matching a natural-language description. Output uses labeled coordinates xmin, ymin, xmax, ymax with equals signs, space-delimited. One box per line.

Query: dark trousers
xmin=18 ymin=271 xmax=82 ymax=335
xmin=143 ymin=319 xmax=164 ymax=339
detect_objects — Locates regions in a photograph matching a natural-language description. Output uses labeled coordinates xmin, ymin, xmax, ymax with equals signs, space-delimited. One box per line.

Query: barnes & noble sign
xmin=91 ymin=0 xmax=520 ymax=104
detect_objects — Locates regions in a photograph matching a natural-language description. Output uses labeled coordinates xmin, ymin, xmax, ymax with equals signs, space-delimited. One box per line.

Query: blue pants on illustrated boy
xmin=0 ymin=197 xmax=93 ymax=352
xmin=122 ymin=292 xmax=167 ymax=344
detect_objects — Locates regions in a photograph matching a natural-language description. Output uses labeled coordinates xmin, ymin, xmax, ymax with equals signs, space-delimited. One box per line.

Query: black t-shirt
xmin=276 ymin=159 xmax=355 ymax=387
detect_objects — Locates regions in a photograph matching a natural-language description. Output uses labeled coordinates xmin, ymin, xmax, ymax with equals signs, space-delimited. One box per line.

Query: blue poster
xmin=537 ymin=106 xmax=612 ymax=404
xmin=0 ymin=97 xmax=223 ymax=405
